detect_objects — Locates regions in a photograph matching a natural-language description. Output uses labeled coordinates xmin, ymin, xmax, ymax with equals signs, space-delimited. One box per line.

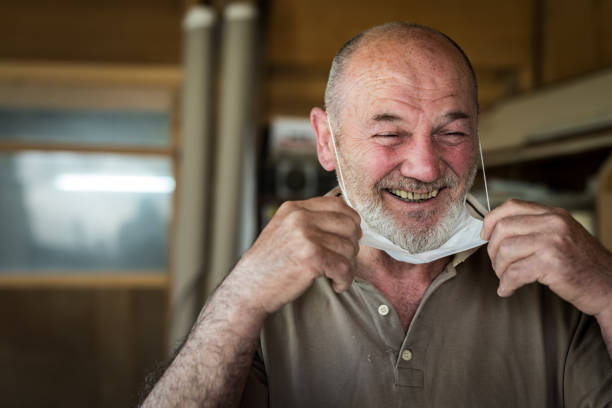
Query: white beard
xmin=354 ymin=191 xmax=465 ymax=253
xmin=339 ymin=151 xmax=477 ymax=253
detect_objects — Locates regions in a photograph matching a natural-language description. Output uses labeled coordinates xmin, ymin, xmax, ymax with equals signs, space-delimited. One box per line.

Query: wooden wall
xmin=264 ymin=0 xmax=534 ymax=115
xmin=0 ymin=0 xmax=184 ymax=64
xmin=0 ymin=287 xmax=166 ymax=407
xmin=1 ymin=0 xmax=611 ymax=116
xmin=263 ymin=0 xmax=612 ymax=115
xmin=541 ymin=0 xmax=612 ymax=84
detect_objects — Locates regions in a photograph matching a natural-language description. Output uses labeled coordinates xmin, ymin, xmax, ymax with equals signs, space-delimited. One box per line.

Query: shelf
xmin=0 ymin=61 xmax=182 ymax=87
xmin=484 ymin=130 xmax=612 ymax=167
xmin=0 ymin=274 xmax=169 ymax=289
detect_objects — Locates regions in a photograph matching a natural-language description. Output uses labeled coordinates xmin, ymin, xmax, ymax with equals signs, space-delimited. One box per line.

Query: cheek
xmin=439 ymin=142 xmax=476 ymax=180
xmin=353 ymin=145 xmax=399 ymax=183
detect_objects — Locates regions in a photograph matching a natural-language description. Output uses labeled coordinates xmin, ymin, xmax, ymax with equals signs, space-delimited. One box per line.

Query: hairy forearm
xmin=141 ymin=277 xmax=267 ymax=408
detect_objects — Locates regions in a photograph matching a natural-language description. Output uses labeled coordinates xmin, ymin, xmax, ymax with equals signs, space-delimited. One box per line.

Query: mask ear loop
xmin=478 ymin=136 xmax=491 ymax=213
xmin=326 ymin=115 xmax=355 ymax=209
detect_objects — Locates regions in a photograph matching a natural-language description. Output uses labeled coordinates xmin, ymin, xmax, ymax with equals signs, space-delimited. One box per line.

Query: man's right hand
xmin=226 ymin=196 xmax=362 ymax=315
xmin=140 ymin=197 xmax=361 ymax=408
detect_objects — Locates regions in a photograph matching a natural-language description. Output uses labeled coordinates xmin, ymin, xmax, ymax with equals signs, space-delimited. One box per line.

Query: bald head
xmin=324 ymin=23 xmax=478 ymax=131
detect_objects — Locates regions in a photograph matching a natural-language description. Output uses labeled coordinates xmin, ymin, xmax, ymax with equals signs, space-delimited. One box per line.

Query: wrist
xmin=195 ymin=269 xmax=269 ymax=336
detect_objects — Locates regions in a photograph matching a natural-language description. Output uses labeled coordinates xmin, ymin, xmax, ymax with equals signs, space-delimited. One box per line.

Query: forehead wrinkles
xmin=343 ymin=69 xmax=465 ymax=126
xmin=339 ymin=38 xmax=473 ymax=113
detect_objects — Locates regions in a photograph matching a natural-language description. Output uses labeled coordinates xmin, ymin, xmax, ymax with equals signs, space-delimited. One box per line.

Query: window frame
xmin=0 ymin=62 xmax=182 ymax=288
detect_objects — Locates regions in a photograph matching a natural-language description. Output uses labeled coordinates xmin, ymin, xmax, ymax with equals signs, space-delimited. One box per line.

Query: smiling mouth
xmin=387 ymin=188 xmax=441 ymax=202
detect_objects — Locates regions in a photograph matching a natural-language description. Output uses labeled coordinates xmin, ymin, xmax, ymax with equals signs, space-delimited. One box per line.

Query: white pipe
xmin=207 ymin=2 xmax=258 ymax=296
xmin=168 ymin=5 xmax=216 ymax=351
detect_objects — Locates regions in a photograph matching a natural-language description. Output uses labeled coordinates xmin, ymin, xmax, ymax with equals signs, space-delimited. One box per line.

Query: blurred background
xmin=0 ymin=0 xmax=611 ymax=406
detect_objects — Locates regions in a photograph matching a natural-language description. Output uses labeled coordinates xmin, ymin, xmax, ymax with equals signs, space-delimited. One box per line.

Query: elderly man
xmin=143 ymin=23 xmax=612 ymax=407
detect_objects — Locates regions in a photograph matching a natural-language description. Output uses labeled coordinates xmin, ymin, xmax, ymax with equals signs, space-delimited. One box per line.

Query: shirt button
xmin=377 ymin=304 xmax=389 ymax=316
xmin=401 ymin=349 xmax=413 ymax=361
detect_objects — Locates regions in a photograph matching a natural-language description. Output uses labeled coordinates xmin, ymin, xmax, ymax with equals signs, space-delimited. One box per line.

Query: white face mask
xmin=326 ymin=116 xmax=489 ymax=264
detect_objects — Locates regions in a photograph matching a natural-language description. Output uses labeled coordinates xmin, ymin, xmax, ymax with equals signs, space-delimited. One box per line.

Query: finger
xmin=310 ymin=211 xmax=363 ymax=240
xmin=299 ymin=196 xmax=362 ymax=226
xmin=312 ymin=229 xmax=360 ymax=260
xmin=497 ymin=257 xmax=540 ymax=297
xmin=283 ymin=208 xmax=361 ymax=244
xmin=488 ymin=234 xmax=538 ymax=279
xmin=482 ymin=198 xmax=548 ymax=240
xmin=486 ymin=214 xmax=552 ymax=264
xmin=313 ymin=245 xmax=355 ymax=293
xmin=323 ymin=253 xmax=355 ymax=293
xmin=280 ymin=201 xmax=361 ymax=235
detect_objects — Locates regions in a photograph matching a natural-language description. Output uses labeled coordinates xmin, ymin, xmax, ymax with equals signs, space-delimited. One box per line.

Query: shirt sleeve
xmin=563 ymin=313 xmax=612 ymax=406
xmin=239 ymin=347 xmax=269 ymax=408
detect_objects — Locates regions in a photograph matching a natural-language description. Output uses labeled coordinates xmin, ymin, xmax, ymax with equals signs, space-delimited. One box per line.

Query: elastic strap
xmin=327 ymin=116 xmax=354 ymax=208
xmin=478 ymin=138 xmax=491 ymax=212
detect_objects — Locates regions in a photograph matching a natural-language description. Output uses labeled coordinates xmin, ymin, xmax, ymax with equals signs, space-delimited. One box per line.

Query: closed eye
xmin=373 ymin=133 xmax=402 ymax=146
xmin=436 ymin=131 xmax=469 ymax=146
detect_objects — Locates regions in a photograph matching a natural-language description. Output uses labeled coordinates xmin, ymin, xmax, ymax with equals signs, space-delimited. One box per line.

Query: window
xmin=0 ymin=65 xmax=181 ymax=279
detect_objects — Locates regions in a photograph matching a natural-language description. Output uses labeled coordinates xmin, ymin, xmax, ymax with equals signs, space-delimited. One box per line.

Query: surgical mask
xmin=326 ymin=116 xmax=490 ymax=264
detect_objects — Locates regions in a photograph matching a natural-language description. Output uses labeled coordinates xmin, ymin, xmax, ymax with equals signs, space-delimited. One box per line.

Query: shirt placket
xmin=354 ymin=263 xmax=458 ymax=390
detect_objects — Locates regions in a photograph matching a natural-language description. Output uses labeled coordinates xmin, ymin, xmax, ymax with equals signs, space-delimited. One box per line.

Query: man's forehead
xmin=340 ymin=32 xmax=476 ymax=104
xmin=351 ymin=27 xmax=472 ymax=73
xmin=352 ymin=41 xmax=470 ymax=85
xmin=343 ymin=69 xmax=475 ymax=121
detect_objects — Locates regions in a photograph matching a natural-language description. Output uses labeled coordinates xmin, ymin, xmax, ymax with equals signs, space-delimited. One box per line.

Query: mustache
xmin=375 ymin=172 xmax=459 ymax=192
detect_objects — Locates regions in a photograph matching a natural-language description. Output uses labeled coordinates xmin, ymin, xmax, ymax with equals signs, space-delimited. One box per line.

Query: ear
xmin=310 ymin=107 xmax=336 ymax=171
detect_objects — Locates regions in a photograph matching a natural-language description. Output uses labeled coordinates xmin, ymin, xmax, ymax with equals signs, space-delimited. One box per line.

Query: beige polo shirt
xmin=240 ymin=246 xmax=612 ymax=407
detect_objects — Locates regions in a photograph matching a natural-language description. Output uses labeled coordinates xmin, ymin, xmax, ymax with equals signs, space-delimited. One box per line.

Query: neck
xmin=356 ymin=245 xmax=450 ymax=330
xmin=356 ymin=244 xmax=450 ymax=284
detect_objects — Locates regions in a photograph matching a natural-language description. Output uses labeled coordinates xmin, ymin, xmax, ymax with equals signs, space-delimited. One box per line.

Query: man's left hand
xmin=481 ymin=199 xmax=612 ymax=319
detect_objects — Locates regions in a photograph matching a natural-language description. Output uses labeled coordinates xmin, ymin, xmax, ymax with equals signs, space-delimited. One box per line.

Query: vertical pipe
xmin=206 ymin=3 xmax=258 ymax=297
xmin=168 ymin=5 xmax=216 ymax=351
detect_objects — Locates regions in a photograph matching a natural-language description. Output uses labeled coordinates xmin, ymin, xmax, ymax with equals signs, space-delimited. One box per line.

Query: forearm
xmin=142 ymin=277 xmax=267 ymax=408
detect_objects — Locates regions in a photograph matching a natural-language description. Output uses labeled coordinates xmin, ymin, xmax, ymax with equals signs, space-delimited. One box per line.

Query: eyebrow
xmin=372 ymin=113 xmax=402 ymax=122
xmin=444 ymin=110 xmax=471 ymax=121
xmin=370 ymin=110 xmax=472 ymax=126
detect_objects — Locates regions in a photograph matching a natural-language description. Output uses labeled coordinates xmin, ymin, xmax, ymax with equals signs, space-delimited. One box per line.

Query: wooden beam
xmin=0 ymin=274 xmax=169 ymax=289
xmin=485 ymin=131 xmax=612 ymax=167
xmin=0 ymin=61 xmax=182 ymax=87
xmin=0 ymin=142 xmax=175 ymax=156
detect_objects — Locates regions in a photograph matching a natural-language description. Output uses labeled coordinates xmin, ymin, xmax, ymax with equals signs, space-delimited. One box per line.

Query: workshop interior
xmin=0 ymin=0 xmax=611 ymax=406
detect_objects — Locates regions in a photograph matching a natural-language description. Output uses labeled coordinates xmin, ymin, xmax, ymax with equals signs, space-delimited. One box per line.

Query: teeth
xmin=390 ymin=188 xmax=439 ymax=201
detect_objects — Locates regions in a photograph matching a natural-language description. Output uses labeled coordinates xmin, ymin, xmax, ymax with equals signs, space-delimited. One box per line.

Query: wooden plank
xmin=0 ymin=83 xmax=179 ymax=112
xmin=0 ymin=2 xmax=184 ymax=64
xmin=0 ymin=287 xmax=167 ymax=407
xmin=0 ymin=274 xmax=169 ymax=289
xmin=0 ymin=142 xmax=175 ymax=156
xmin=0 ymin=289 xmax=96 ymax=407
xmin=485 ymin=132 xmax=612 ymax=167
xmin=266 ymin=0 xmax=532 ymax=68
xmin=0 ymin=62 xmax=182 ymax=88
xmin=263 ymin=0 xmax=534 ymax=117
xmin=94 ymin=289 xmax=133 ymax=406
xmin=541 ymin=0 xmax=612 ymax=84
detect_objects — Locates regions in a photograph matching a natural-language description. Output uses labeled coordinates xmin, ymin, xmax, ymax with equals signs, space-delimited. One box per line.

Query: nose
xmin=398 ymin=131 xmax=442 ymax=183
